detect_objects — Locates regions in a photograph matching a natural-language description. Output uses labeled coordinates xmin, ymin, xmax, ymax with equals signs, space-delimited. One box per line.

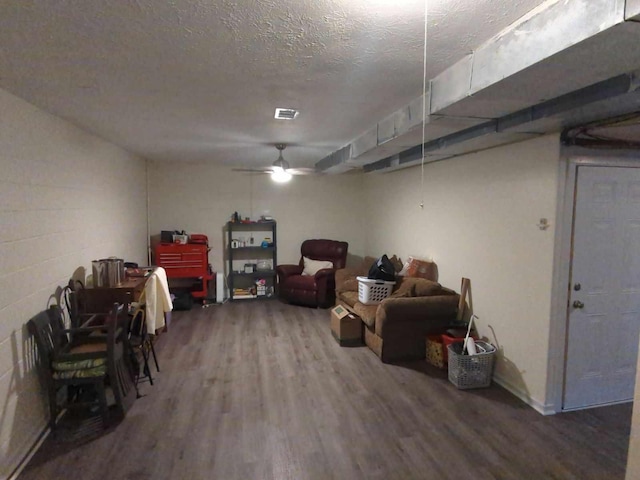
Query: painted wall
xmin=147 ymin=164 xmax=366 ymax=273
xmin=626 ymin=334 xmax=640 ymax=479
xmin=0 ymin=88 xmax=148 ymax=478
xmin=362 ymin=134 xmax=560 ymax=409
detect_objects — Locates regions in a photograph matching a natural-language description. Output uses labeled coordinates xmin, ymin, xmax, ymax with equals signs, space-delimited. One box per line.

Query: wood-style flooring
xmin=20 ymin=301 xmax=631 ymax=479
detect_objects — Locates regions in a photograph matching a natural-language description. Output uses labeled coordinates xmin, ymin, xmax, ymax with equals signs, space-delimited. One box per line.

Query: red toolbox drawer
xmin=156 ymin=243 xmax=208 ymax=278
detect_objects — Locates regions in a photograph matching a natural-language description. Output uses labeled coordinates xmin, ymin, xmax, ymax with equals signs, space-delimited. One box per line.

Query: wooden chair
xmin=70 ymin=281 xmax=157 ymax=388
xmin=60 ymin=279 xmax=84 ymax=328
xmin=28 ymin=304 xmax=137 ymax=431
xmin=128 ymin=305 xmax=160 ymax=386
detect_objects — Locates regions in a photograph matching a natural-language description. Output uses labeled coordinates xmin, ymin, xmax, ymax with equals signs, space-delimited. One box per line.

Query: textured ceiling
xmin=0 ymin=0 xmax=546 ymax=168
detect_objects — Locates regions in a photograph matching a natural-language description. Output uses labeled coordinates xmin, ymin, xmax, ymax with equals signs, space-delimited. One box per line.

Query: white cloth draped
xmin=140 ymin=267 xmax=173 ymax=333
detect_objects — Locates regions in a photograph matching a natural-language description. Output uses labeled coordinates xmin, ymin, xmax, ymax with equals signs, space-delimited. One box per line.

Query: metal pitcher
xmin=105 ymin=257 xmax=124 ymax=287
xmin=92 ymin=260 xmax=108 ymax=287
xmin=92 ymin=257 xmax=125 ymax=287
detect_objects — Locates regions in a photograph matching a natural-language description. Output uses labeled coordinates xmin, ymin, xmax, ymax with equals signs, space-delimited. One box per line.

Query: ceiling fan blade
xmin=232 ymin=167 xmax=271 ymax=174
xmin=288 ymin=168 xmax=319 ymax=175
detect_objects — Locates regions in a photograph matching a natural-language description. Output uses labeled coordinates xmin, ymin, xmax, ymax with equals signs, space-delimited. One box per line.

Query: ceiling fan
xmin=233 ymin=144 xmax=318 ymax=182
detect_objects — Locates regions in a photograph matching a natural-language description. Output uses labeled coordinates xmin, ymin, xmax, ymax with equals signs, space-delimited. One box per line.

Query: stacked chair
xmin=28 ymin=303 xmax=137 ymax=432
xmin=61 ymin=278 xmax=160 ymax=386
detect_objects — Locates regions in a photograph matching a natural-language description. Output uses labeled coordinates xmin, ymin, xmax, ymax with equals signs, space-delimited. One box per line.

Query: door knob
xmin=574 ymin=283 xmax=581 ymax=291
xmin=573 ymin=300 xmax=585 ymax=309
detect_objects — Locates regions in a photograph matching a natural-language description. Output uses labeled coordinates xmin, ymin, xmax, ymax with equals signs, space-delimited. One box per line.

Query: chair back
xmin=28 ymin=303 xmax=137 ymax=429
xmin=103 ymin=304 xmax=137 ymax=414
xmin=28 ymin=309 xmax=64 ymax=374
xmin=300 ymin=239 xmax=349 ymax=269
xmin=129 ymin=306 xmax=147 ymax=338
xmin=61 ymin=279 xmax=85 ymax=328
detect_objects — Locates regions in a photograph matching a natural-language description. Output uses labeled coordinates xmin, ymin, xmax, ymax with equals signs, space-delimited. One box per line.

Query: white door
xmin=564 ymin=165 xmax=640 ymax=410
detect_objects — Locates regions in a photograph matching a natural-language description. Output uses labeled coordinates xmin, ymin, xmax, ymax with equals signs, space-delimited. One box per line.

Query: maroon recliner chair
xmin=277 ymin=239 xmax=349 ymax=308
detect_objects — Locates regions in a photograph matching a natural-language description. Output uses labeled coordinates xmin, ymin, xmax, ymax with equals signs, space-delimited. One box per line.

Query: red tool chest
xmin=155 ymin=243 xmax=211 ymax=298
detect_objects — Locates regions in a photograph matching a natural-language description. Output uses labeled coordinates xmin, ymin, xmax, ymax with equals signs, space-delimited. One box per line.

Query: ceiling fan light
xmin=271 ymin=169 xmax=292 ymax=183
xmin=272 ymin=156 xmax=290 ymax=171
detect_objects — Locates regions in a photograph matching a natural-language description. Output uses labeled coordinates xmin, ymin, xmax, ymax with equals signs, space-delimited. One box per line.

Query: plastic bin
xmin=442 ymin=332 xmax=478 ymax=364
xmin=356 ymin=276 xmax=396 ymax=305
xmin=447 ymin=341 xmax=496 ymax=389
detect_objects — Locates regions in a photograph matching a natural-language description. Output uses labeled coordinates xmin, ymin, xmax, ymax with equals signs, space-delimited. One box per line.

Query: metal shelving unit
xmin=225 ymin=221 xmax=277 ymax=301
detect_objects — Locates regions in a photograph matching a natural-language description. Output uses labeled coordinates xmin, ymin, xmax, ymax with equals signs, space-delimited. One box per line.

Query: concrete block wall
xmin=0 ymin=88 xmax=148 ymax=479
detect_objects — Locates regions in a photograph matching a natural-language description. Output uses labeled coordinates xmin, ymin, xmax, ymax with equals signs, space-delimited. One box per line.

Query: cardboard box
xmin=330 ymin=305 xmax=363 ymax=347
xmin=426 ymin=335 xmax=446 ymax=369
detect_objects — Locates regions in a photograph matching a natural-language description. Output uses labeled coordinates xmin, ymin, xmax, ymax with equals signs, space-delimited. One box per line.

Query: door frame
xmin=546 ymin=148 xmax=640 ymax=414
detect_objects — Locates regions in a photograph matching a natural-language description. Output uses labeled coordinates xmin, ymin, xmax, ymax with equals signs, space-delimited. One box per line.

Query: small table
xmin=83 ymin=275 xmax=148 ymax=313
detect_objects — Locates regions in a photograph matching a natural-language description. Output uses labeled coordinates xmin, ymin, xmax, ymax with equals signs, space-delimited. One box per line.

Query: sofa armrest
xmin=276 ymin=264 xmax=303 ymax=282
xmin=375 ymin=294 xmax=460 ymax=337
xmin=314 ymin=267 xmax=336 ymax=281
xmin=335 ymin=268 xmax=361 ymax=293
xmin=314 ymin=268 xmax=338 ymax=308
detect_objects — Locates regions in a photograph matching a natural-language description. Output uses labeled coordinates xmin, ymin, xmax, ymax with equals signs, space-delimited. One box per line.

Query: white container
xmin=256 ymin=260 xmax=272 ymax=271
xmin=173 ymin=234 xmax=188 ymax=244
xmin=356 ymin=276 xmax=395 ymax=305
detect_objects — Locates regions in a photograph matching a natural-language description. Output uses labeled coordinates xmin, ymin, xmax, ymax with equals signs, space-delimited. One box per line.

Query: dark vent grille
xmin=275 ymin=108 xmax=299 ymax=120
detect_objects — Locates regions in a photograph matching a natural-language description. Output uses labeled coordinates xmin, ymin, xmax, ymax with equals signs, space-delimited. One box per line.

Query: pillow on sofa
xmin=335 ymin=268 xmax=360 ymax=293
xmin=302 ymin=257 xmax=334 ymax=276
xmin=390 ymin=278 xmax=416 ymax=297
xmin=413 ymin=278 xmax=444 ymax=297
xmin=339 ymin=277 xmax=359 ymax=292
xmin=388 ymin=255 xmax=403 ymax=274
xmin=398 ymin=256 xmax=438 ymax=281
xmin=392 ymin=277 xmax=442 ymax=297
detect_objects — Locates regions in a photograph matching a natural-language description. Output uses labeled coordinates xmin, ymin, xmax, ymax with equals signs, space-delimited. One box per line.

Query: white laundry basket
xmin=356 ymin=276 xmax=395 ymax=305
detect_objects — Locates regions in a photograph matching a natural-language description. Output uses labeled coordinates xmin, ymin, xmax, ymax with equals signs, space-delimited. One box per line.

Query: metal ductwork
xmin=317 ymin=0 xmax=640 ymax=174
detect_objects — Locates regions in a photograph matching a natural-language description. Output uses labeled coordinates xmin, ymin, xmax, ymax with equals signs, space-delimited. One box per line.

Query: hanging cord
xmin=146 ymin=158 xmax=152 ymax=266
xmin=420 ymin=0 xmax=429 ymax=209
xmin=249 ymin=171 xmax=254 ymax=220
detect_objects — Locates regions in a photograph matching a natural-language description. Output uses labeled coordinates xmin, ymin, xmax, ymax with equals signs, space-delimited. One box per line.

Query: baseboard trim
xmin=7 ymin=425 xmax=49 ymax=480
xmin=493 ymin=374 xmax=557 ymax=416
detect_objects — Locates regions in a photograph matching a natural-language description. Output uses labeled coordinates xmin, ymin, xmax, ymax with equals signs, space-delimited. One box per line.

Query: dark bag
xmin=367 ymin=255 xmax=396 ymax=282
xmin=173 ymin=292 xmax=194 ymax=311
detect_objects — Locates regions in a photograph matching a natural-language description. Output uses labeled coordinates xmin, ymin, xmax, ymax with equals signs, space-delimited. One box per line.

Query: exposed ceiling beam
xmin=318 ymin=0 xmax=640 ymax=174
xmin=365 ymin=70 xmax=640 ymax=173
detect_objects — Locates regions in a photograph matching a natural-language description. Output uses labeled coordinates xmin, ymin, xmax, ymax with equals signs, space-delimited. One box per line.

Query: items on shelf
xmin=226 ymin=221 xmax=277 ymax=301
xmin=230 ymin=212 xmax=276 ymax=224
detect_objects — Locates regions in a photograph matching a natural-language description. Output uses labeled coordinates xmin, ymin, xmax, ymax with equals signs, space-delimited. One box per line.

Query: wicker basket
xmin=447 ymin=341 xmax=496 ymax=389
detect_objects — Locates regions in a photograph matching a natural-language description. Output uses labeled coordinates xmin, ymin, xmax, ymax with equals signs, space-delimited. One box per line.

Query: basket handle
xmin=462 ymin=314 xmax=478 ymax=355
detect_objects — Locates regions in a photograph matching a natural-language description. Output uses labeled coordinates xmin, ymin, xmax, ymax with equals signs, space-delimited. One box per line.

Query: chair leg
xmin=48 ymin=388 xmax=58 ymax=432
xmin=139 ymin=346 xmax=153 ymax=385
xmin=149 ymin=339 xmax=160 ymax=372
xmin=95 ymin=382 xmax=109 ymax=429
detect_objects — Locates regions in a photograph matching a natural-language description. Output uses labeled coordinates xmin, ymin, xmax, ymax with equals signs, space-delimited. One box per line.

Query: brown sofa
xmin=335 ymin=258 xmax=460 ymax=363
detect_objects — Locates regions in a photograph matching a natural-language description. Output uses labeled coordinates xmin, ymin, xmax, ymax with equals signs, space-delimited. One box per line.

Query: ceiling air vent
xmin=274 ymin=108 xmax=299 ymax=120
